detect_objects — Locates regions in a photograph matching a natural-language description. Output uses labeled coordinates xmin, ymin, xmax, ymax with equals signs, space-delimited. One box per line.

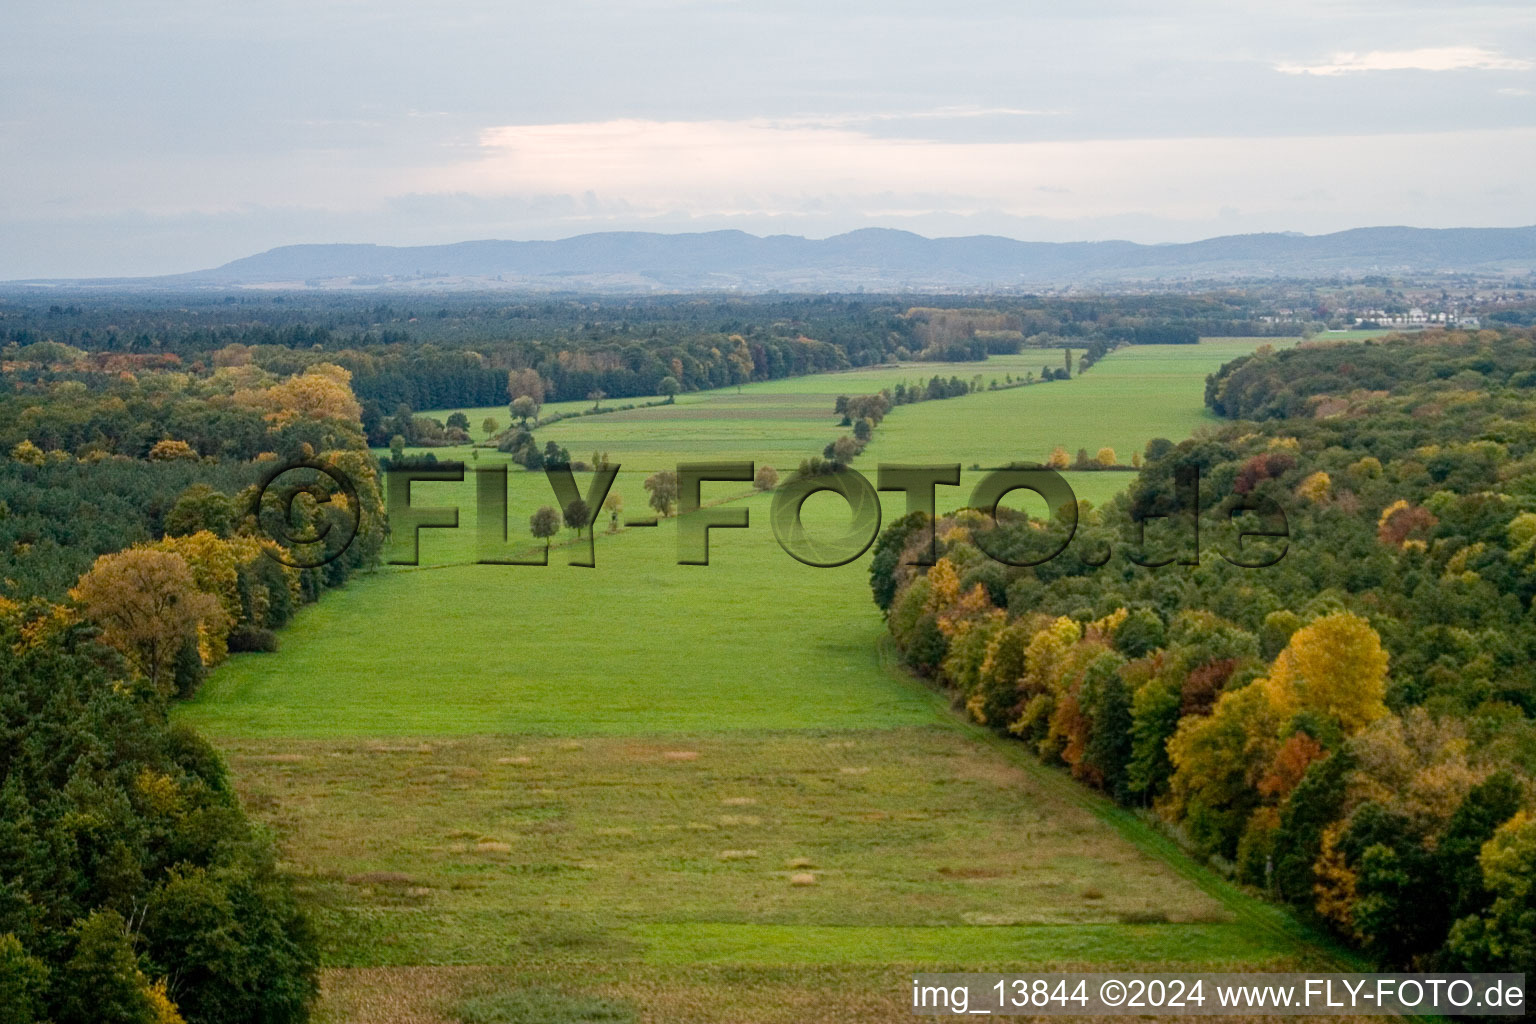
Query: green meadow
xmin=180 ymin=339 xmax=1342 ymax=1024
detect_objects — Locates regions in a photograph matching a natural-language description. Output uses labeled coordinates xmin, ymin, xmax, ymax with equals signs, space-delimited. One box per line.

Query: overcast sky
xmin=3 ymin=0 xmax=1534 ymax=278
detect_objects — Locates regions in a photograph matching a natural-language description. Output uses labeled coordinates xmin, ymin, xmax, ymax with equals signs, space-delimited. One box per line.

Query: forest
xmin=0 ymin=291 xmax=1297 ymax=436
xmin=874 ymin=328 xmax=1536 ymax=975
xmin=0 ymin=353 xmax=383 ymax=1022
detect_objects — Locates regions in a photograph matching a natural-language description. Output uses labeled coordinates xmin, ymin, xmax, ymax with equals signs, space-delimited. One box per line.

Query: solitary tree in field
xmin=389 ymin=435 xmax=406 ymax=462
xmin=754 ymin=465 xmax=779 ymax=491
xmin=658 ymin=375 xmax=680 ymax=403
xmin=1096 ymin=447 xmax=1117 ymax=468
xmin=530 ymin=505 xmax=561 ymax=553
xmin=1063 ymin=346 xmax=1074 ymax=377
xmin=603 ymin=492 xmax=623 ymax=532
xmin=563 ymin=498 xmax=591 ymax=537
xmin=445 ymin=412 xmax=470 ymax=432
xmin=587 ymin=389 xmax=607 ymax=412
xmin=645 ymin=470 xmax=679 ymax=517
xmin=511 ymin=395 xmax=538 ymax=429
xmin=482 ymin=416 xmax=499 ymax=438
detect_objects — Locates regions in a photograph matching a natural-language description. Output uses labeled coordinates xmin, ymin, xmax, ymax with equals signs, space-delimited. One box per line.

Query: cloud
xmin=417 ymin=117 xmax=1536 ymax=230
xmin=1276 ymin=46 xmax=1533 ymax=76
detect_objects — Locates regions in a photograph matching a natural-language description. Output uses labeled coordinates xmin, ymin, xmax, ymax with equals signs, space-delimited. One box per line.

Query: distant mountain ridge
xmin=17 ymin=225 xmax=1536 ymax=292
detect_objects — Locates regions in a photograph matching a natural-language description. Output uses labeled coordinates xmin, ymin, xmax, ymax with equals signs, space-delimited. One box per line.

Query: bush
xmin=228 ymin=626 xmax=280 ymax=653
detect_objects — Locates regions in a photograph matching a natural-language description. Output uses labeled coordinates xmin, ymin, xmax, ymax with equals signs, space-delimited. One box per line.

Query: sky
xmin=2 ymin=0 xmax=1534 ymax=278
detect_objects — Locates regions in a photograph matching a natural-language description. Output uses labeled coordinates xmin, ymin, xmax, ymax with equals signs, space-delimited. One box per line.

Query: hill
xmin=14 ymin=225 xmax=1536 ymax=292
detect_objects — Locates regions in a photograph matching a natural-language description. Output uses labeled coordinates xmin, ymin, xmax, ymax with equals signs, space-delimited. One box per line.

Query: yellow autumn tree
xmin=1313 ymin=824 xmax=1359 ymax=933
xmin=148 ymin=439 xmax=199 ymax=462
xmin=1021 ymin=616 xmax=1083 ymax=698
xmin=1046 ymin=445 xmax=1071 ymax=470
xmin=152 ymin=531 xmax=250 ymax=664
xmin=146 ymin=977 xmax=188 ymax=1024
xmin=70 ymin=548 xmax=222 ymax=694
xmin=1260 ymin=611 xmax=1388 ymax=735
xmin=1296 ymin=471 xmax=1331 ymax=502
xmin=236 ymin=367 xmax=362 ymax=427
xmin=1166 ymin=682 xmax=1283 ymax=856
xmin=1095 ymin=447 xmax=1117 ymax=468
xmin=923 ymin=558 xmax=962 ymax=616
xmin=9 ymin=439 xmax=46 ymax=465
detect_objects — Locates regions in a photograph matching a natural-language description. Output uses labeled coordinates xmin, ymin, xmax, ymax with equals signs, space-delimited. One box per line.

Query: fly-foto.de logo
xmin=368 ymin=460 xmax=1288 ymax=570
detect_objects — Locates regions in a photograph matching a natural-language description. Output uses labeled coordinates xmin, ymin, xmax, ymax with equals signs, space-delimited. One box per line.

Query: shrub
xmin=227 ymin=625 xmax=280 ymax=653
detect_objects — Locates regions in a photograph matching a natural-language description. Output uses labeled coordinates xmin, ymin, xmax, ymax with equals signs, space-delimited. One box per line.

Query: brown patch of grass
xmin=784 ymin=857 xmax=815 ymax=869
xmin=345 ymin=871 xmax=417 ymax=887
xmin=364 ymin=743 xmax=434 ymax=755
xmin=474 ymin=840 xmax=512 ymax=854
xmin=315 ymin=966 xmax=492 ymax=1024
xmin=720 ymin=796 xmax=757 ymax=806
xmin=938 ymin=865 xmax=1006 ymax=879
xmin=1081 ymin=887 xmax=1105 ymax=900
xmin=789 ymin=872 xmax=817 ymax=886
xmin=662 ymin=750 xmax=699 ymax=762
xmin=495 ymin=756 xmax=533 ymax=765
xmin=1119 ymin=909 xmax=1171 ymax=924
xmin=717 ymin=849 xmax=759 ymax=861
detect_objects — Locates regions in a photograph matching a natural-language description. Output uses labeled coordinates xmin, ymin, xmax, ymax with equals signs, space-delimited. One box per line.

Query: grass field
xmin=180 ymin=339 xmax=1345 ymax=1023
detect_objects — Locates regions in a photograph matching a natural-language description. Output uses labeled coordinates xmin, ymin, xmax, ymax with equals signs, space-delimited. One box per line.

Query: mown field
xmin=180 ymin=339 xmax=1346 ymax=1024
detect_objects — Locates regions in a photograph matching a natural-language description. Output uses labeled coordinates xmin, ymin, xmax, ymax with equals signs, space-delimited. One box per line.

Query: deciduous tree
xmin=70 ymin=548 xmax=222 ymax=694
xmin=644 ymin=470 xmax=678 ymax=517
xmin=530 ymin=506 xmax=560 ymax=552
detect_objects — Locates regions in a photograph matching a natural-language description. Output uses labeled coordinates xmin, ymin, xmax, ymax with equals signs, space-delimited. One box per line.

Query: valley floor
xmin=180 ymin=340 xmax=1352 ymax=1023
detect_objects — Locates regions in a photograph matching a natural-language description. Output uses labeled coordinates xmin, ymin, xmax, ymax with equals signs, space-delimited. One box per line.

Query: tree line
xmin=874 ymin=329 xmax=1536 ymax=976
xmin=1 ymin=360 xmax=388 ymax=1023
